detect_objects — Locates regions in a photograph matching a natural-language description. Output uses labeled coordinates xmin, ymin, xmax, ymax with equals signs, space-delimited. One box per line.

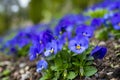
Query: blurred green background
xmin=0 ymin=0 xmax=101 ymax=35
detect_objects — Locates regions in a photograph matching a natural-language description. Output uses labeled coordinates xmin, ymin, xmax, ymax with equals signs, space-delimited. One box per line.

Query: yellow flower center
xmin=76 ymin=45 xmax=81 ymax=50
xmin=50 ymin=48 xmax=54 ymax=53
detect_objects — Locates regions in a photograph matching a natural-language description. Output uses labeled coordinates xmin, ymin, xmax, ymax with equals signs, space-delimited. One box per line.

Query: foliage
xmin=39 ymin=46 xmax=97 ymax=80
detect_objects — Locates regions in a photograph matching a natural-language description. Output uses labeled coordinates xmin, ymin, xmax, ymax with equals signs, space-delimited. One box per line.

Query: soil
xmin=0 ymin=39 xmax=120 ymax=80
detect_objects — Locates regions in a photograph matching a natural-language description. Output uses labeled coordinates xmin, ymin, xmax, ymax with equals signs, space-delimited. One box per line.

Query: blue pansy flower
xmin=68 ymin=36 xmax=89 ymax=54
xmin=36 ymin=60 xmax=48 ymax=73
xmin=91 ymin=46 xmax=107 ymax=59
xmin=103 ymin=11 xmax=114 ymax=27
xmin=55 ymin=14 xmax=79 ymax=35
xmin=107 ymin=1 xmax=120 ymax=11
xmin=56 ymin=39 xmax=64 ymax=51
xmin=29 ymin=43 xmax=44 ymax=61
xmin=8 ymin=47 xmax=18 ymax=55
xmin=40 ymin=29 xmax=55 ymax=44
xmin=31 ymin=29 xmax=54 ymax=46
xmin=17 ymin=38 xmax=30 ymax=49
xmin=111 ymin=13 xmax=120 ymax=30
xmin=44 ymin=40 xmax=58 ymax=57
xmin=91 ymin=18 xmax=103 ymax=30
xmin=29 ymin=46 xmax=37 ymax=61
xmin=9 ymin=31 xmax=32 ymax=49
xmin=55 ymin=20 xmax=73 ymax=35
xmin=76 ymin=25 xmax=94 ymax=38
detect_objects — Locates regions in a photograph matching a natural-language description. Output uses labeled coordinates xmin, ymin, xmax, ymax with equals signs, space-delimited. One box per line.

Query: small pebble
xmin=105 ymin=57 xmax=109 ymax=60
xmin=114 ymin=65 xmax=119 ymax=68
xmin=99 ymin=71 xmax=106 ymax=78
xmin=104 ymin=62 xmax=110 ymax=67
xmin=110 ymin=78 xmax=117 ymax=80
xmin=19 ymin=63 xmax=26 ymax=68
xmin=20 ymin=69 xmax=25 ymax=74
xmin=20 ymin=71 xmax=30 ymax=80
xmin=107 ymin=72 xmax=113 ymax=76
xmin=113 ymin=42 xmax=119 ymax=49
xmin=98 ymin=41 xmax=106 ymax=46
xmin=13 ymin=71 xmax=19 ymax=77
xmin=95 ymin=73 xmax=99 ymax=78
xmin=25 ymin=66 xmax=29 ymax=71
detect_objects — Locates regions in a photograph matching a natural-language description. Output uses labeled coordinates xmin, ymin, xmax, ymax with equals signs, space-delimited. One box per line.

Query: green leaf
xmin=72 ymin=62 xmax=80 ymax=66
xmin=2 ymin=69 xmax=11 ymax=76
xmin=84 ymin=46 xmax=94 ymax=55
xmin=52 ymin=71 xmax=60 ymax=80
xmin=50 ymin=66 xmax=57 ymax=71
xmin=67 ymin=71 xmax=77 ymax=80
xmin=79 ymin=53 xmax=86 ymax=61
xmin=1 ymin=77 xmax=9 ymax=80
xmin=46 ymin=54 xmax=56 ymax=60
xmin=84 ymin=66 xmax=97 ymax=77
xmin=87 ymin=56 xmax=94 ymax=61
xmin=40 ymin=77 xmax=46 ymax=80
xmin=52 ymin=77 xmax=58 ymax=80
xmin=54 ymin=58 xmax=63 ymax=70
xmin=40 ymin=70 xmax=53 ymax=80
xmin=18 ymin=44 xmax=30 ymax=57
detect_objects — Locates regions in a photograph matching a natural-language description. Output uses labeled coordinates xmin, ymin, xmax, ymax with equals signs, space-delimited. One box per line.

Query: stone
xmin=20 ymin=69 xmax=25 ymax=74
xmin=19 ymin=63 xmax=26 ymax=68
xmin=25 ymin=66 xmax=29 ymax=71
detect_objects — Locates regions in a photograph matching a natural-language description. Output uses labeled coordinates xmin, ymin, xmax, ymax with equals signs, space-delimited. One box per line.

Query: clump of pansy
xmin=84 ymin=0 xmax=120 ymax=40
xmin=0 ymin=10 xmax=108 ymax=80
xmin=0 ymin=23 xmax=50 ymax=56
xmin=28 ymin=14 xmax=107 ymax=80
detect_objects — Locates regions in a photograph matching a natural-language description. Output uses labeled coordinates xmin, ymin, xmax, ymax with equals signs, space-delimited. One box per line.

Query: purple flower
xmin=111 ymin=13 xmax=120 ymax=30
xmin=6 ymin=47 xmax=17 ymax=55
xmin=29 ymin=43 xmax=44 ymax=61
xmin=68 ymin=36 xmax=89 ymax=54
xmin=56 ymin=40 xmax=64 ymax=51
xmin=76 ymin=25 xmax=94 ymax=38
xmin=17 ymin=38 xmax=30 ymax=48
xmin=40 ymin=29 xmax=55 ymax=44
xmin=91 ymin=18 xmax=103 ymax=30
xmin=55 ymin=21 xmax=73 ymax=35
xmin=108 ymin=1 xmax=120 ymax=11
xmin=36 ymin=60 xmax=48 ymax=73
xmin=55 ymin=14 xmax=78 ymax=35
xmin=103 ymin=12 xmax=114 ymax=27
xmin=91 ymin=46 xmax=107 ymax=59
xmin=44 ymin=40 xmax=58 ymax=57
